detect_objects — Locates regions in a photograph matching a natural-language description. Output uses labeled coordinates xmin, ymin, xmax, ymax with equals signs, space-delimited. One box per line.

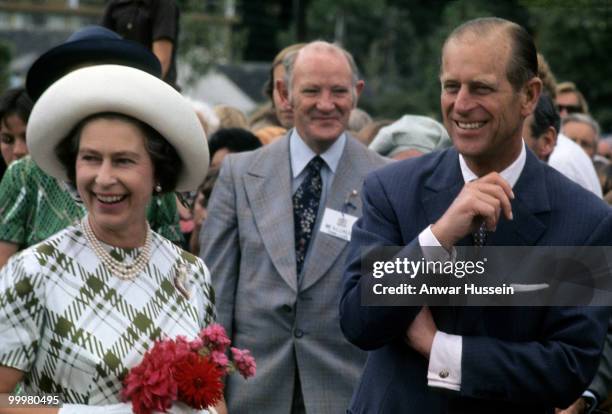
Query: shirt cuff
xmin=582 ymin=390 xmax=598 ymax=412
xmin=427 ymin=331 xmax=462 ymax=391
xmin=418 ymin=225 xmax=456 ymax=262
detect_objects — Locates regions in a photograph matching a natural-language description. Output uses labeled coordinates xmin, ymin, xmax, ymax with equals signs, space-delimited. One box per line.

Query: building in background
xmin=0 ymin=0 xmax=259 ymax=112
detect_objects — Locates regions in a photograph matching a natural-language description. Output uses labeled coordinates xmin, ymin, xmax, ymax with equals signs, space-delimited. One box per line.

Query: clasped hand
xmin=431 ymin=172 xmax=514 ymax=251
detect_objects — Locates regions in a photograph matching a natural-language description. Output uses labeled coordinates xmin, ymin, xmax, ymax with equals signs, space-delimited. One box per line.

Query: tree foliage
xmin=0 ymin=40 xmax=11 ymax=92
xmin=526 ymin=0 xmax=612 ymax=131
xmin=235 ymin=0 xmax=611 ymax=131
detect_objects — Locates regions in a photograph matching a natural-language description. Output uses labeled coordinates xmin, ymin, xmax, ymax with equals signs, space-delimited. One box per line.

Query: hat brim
xmin=26 ymin=38 xmax=162 ymax=101
xmin=27 ymin=65 xmax=208 ymax=192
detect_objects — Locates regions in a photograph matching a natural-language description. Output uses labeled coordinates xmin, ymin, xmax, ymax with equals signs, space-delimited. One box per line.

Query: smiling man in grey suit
xmin=199 ymin=41 xmax=387 ymax=413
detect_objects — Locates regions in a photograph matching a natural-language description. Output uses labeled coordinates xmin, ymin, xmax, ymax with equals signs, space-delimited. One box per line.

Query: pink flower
xmin=173 ymin=336 xmax=193 ymax=359
xmin=199 ymin=324 xmax=231 ymax=352
xmin=230 ymin=347 xmax=256 ymax=379
xmin=210 ymin=350 xmax=229 ymax=368
xmin=189 ymin=337 xmax=204 ymax=351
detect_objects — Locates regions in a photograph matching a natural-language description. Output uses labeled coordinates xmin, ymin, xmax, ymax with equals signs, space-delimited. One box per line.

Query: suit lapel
xmin=243 ymin=137 xmax=299 ymax=292
xmin=425 ymin=149 xmax=550 ymax=334
xmin=421 ymin=148 xmax=465 ymax=236
xmin=488 ymin=150 xmax=549 ymax=246
xmin=300 ymin=138 xmax=367 ymax=291
xmin=421 ymin=148 xmax=549 ymax=247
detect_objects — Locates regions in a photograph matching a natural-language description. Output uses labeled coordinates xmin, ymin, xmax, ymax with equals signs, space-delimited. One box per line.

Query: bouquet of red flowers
xmin=122 ymin=323 xmax=256 ymax=414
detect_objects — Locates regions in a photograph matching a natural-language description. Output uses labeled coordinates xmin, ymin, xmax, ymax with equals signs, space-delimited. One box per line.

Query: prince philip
xmin=340 ymin=18 xmax=612 ymax=413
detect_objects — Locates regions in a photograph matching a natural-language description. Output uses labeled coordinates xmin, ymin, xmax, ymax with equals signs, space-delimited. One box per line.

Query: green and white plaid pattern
xmin=0 ymin=156 xmax=183 ymax=247
xmin=0 ymin=224 xmax=215 ymax=404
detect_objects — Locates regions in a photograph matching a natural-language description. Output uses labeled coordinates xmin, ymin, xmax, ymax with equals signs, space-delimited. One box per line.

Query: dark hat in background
xmin=26 ymin=25 xmax=161 ymax=101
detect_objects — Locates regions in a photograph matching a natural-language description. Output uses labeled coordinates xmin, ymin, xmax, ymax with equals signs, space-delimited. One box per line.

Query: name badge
xmin=320 ymin=208 xmax=358 ymax=242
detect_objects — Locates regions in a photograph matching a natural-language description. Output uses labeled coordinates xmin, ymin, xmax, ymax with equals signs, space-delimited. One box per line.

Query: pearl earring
xmin=154 ymin=183 xmax=162 ymax=193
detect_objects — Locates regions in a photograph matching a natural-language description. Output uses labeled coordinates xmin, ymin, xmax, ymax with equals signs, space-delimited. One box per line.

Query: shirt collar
xmin=458 ymin=140 xmax=526 ymax=187
xmin=290 ymin=129 xmax=346 ymax=178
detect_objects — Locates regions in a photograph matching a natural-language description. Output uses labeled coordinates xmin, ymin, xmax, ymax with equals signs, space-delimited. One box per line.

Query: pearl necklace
xmin=81 ymin=217 xmax=152 ymax=280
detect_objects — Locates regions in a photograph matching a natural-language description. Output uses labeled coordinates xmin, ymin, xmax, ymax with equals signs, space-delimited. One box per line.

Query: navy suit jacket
xmin=340 ymin=147 xmax=612 ymax=413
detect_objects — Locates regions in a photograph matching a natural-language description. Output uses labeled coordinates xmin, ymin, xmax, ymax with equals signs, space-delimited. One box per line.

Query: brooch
xmin=174 ymin=262 xmax=191 ymax=299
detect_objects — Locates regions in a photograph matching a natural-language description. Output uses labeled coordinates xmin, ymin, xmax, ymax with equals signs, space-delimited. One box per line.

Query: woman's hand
xmin=0 ymin=365 xmax=23 ymax=392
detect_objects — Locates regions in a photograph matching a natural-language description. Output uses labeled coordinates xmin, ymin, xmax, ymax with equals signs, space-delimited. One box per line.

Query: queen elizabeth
xmin=0 ymin=65 xmax=224 ymax=414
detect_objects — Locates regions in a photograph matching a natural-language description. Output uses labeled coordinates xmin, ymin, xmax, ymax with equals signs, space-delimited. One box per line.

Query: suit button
xmin=294 ymin=328 xmax=304 ymax=338
xmin=281 ymin=305 xmax=293 ymax=313
xmin=439 ymin=370 xmax=449 ymax=379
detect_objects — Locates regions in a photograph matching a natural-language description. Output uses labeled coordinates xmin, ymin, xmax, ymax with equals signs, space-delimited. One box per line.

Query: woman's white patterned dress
xmin=0 ymin=223 xmax=215 ymax=405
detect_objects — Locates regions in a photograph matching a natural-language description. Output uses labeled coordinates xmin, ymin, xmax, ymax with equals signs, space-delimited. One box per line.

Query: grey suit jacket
xmin=200 ymin=134 xmax=388 ymax=414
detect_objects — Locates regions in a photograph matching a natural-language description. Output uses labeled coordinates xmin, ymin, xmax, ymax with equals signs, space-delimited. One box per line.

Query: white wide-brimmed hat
xmin=27 ymin=64 xmax=208 ymax=192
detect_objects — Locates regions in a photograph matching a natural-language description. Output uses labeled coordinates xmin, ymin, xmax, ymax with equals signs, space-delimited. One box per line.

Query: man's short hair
xmin=442 ymin=17 xmax=538 ymax=91
xmin=283 ymin=41 xmax=361 ymax=100
xmin=530 ymin=93 xmax=560 ymax=139
xmin=562 ymin=113 xmax=601 ymax=140
xmin=556 ymin=81 xmax=589 ymax=114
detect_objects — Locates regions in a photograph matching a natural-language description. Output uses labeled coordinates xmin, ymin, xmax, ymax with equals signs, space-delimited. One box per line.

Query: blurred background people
xmin=208 ymin=127 xmax=262 ymax=168
xmin=189 ymin=166 xmax=219 ymax=256
xmin=190 ymin=98 xmax=220 ymax=137
xmin=555 ymin=81 xmax=589 ymax=118
xmin=537 ymin=52 xmax=558 ymax=99
xmin=536 ymin=55 xmax=602 ymax=198
xmin=368 ymin=114 xmax=451 ymax=160
xmin=561 ymin=113 xmax=600 ymax=160
xmin=102 ymin=0 xmax=180 ymax=89
xmin=214 ymin=104 xmax=249 ymax=130
xmin=347 ymin=107 xmax=372 ymax=136
xmin=177 ymin=127 xmax=261 ymax=250
xmin=597 ymin=137 xmax=612 ymax=162
xmin=250 ymin=43 xmax=305 ymax=144
xmin=354 ymin=119 xmax=394 ymax=146
xmin=522 ymin=93 xmax=559 ymax=162
xmin=0 ymin=87 xmax=32 ymax=169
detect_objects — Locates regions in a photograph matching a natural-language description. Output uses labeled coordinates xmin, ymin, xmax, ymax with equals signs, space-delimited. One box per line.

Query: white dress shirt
xmin=549 ymin=133 xmax=602 ymax=198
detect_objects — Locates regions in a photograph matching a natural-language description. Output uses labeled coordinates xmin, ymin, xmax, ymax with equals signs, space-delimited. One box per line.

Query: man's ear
xmin=276 ymin=78 xmax=291 ymax=108
xmin=355 ymin=80 xmax=365 ymax=98
xmin=352 ymin=80 xmax=365 ymax=108
xmin=521 ymin=77 xmax=542 ymax=117
xmin=541 ymin=126 xmax=558 ymax=160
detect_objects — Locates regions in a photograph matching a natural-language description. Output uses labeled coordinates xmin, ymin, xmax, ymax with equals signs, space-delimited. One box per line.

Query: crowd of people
xmin=0 ymin=7 xmax=611 ymax=414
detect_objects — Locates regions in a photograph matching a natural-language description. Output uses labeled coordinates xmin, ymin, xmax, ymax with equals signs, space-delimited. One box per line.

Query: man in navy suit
xmin=340 ymin=17 xmax=612 ymax=413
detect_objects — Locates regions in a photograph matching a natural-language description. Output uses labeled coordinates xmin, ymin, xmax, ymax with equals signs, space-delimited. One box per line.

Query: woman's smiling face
xmin=76 ymin=117 xmax=155 ymax=245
